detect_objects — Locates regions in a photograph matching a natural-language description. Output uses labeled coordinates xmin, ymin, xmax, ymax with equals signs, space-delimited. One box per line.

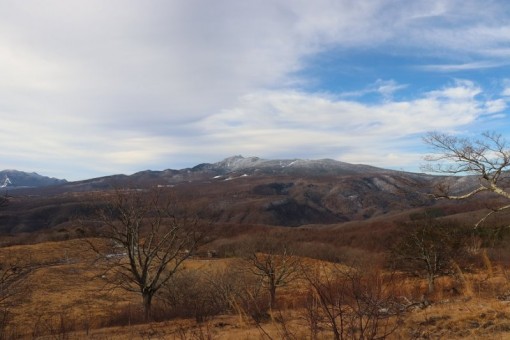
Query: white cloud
xmin=191 ymin=81 xmax=504 ymax=167
xmin=484 ymin=99 xmax=507 ymax=114
xmin=501 ymin=79 xmax=510 ymax=97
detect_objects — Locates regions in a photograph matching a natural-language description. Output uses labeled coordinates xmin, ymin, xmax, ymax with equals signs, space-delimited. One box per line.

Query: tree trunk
xmin=143 ymin=292 xmax=153 ymax=322
xmin=269 ymin=285 xmax=276 ymax=309
xmin=427 ymin=274 xmax=435 ymax=294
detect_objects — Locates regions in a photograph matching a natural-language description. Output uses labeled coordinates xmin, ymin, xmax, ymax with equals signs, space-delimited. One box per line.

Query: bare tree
xmin=389 ymin=219 xmax=467 ymax=293
xmin=0 ymin=194 xmax=36 ymax=338
xmin=239 ymin=235 xmax=302 ymax=310
xmin=91 ymin=187 xmax=205 ymax=321
xmin=246 ymin=247 xmax=301 ymax=309
xmin=0 ymin=253 xmax=34 ymax=338
xmin=0 ymin=195 xmax=31 ymax=306
xmin=302 ymin=263 xmax=401 ymax=340
xmin=423 ymin=131 xmax=510 ymax=227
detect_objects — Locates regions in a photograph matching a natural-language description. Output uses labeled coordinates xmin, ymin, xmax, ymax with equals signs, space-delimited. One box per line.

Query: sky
xmin=2 ymin=0 xmax=510 ymax=181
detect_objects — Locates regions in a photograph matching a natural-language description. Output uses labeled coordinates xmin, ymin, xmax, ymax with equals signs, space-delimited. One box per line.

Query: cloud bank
xmin=0 ymin=0 xmax=509 ymax=179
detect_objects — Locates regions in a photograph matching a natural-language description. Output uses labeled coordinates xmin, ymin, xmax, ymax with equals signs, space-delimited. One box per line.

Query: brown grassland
xmin=2 ymin=234 xmax=510 ymax=339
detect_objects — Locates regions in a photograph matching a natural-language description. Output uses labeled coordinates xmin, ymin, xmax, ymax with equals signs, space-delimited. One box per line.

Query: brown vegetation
xmin=3 ymin=140 xmax=510 ymax=338
xmin=0 ymin=221 xmax=507 ymax=339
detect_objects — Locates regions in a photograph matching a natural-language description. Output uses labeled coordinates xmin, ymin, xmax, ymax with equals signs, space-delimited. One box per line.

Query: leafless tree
xmin=302 ymin=263 xmax=401 ymax=340
xmin=245 ymin=245 xmax=301 ymax=309
xmin=389 ymin=219 xmax=467 ymax=293
xmin=423 ymin=131 xmax=510 ymax=227
xmin=90 ymin=187 xmax=205 ymax=321
xmin=0 ymin=194 xmax=37 ymax=338
xmin=0 ymin=254 xmax=34 ymax=338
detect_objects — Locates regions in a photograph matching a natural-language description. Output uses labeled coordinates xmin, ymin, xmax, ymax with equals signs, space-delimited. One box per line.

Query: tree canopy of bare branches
xmin=302 ymin=263 xmax=402 ymax=340
xmin=246 ymin=246 xmax=301 ymax=309
xmin=0 ymin=253 xmax=34 ymax=336
xmin=91 ymin=188 xmax=205 ymax=321
xmin=389 ymin=219 xmax=468 ymax=293
xmin=423 ymin=131 xmax=510 ymax=227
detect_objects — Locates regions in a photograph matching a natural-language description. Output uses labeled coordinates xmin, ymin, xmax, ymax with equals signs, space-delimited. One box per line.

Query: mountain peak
xmin=215 ymin=155 xmax=262 ymax=170
xmin=206 ymin=156 xmax=387 ymax=176
xmin=0 ymin=170 xmax=67 ymax=189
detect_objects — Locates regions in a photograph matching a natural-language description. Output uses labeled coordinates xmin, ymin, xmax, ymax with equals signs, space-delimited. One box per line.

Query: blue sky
xmin=1 ymin=0 xmax=510 ymax=180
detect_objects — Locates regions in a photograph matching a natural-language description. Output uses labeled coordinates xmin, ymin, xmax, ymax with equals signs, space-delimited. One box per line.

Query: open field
xmin=1 ymin=236 xmax=510 ymax=339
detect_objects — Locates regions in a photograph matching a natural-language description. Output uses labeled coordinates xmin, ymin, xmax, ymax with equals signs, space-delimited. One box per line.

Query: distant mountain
xmin=0 ymin=156 xmax=487 ymax=232
xmin=0 ymin=170 xmax=67 ymax=189
xmin=192 ymin=155 xmax=388 ymax=176
xmin=8 ymin=155 xmax=447 ymax=195
xmin=20 ymin=156 xmax=395 ymax=194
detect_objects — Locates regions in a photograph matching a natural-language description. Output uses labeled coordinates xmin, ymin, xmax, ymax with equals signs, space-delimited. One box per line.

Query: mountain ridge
xmin=0 ymin=155 xmax=486 ymax=233
xmin=2 ymin=155 xmax=404 ymax=189
xmin=192 ymin=155 xmax=390 ymax=175
xmin=0 ymin=170 xmax=67 ymax=189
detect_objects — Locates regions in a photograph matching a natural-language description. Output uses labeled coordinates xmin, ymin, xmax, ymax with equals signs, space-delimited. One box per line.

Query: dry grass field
xmin=0 ymin=237 xmax=510 ymax=339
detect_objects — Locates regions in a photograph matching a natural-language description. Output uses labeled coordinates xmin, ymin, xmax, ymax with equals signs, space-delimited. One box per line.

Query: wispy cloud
xmin=420 ymin=61 xmax=508 ymax=72
xmin=340 ymin=80 xmax=408 ymax=100
xmin=191 ymin=81 xmax=505 ymax=169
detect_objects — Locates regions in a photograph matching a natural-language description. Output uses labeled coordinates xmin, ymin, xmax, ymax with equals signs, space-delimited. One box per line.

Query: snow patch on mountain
xmin=1 ymin=176 xmax=12 ymax=188
xmin=209 ymin=155 xmax=387 ymax=175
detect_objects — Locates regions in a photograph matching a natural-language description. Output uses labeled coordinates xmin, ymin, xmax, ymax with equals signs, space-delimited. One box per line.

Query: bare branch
xmin=424 ymin=131 xmax=510 ymax=227
xmin=435 ymin=185 xmax=488 ymax=200
xmin=474 ymin=203 xmax=510 ymax=229
xmin=86 ymin=187 xmax=207 ymax=321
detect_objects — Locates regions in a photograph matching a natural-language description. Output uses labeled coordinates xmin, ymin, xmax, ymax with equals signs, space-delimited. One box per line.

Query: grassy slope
xmin=3 ymin=238 xmax=510 ymax=338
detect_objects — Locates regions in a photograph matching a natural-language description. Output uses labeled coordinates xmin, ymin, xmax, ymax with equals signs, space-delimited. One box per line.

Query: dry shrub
xmin=208 ymin=264 xmax=271 ymax=323
xmin=302 ymin=263 xmax=403 ymax=340
xmin=154 ymin=263 xmax=272 ymax=324
xmin=31 ymin=310 xmax=77 ymax=339
xmin=159 ymin=268 xmax=232 ymax=322
xmin=101 ymin=303 xmax=145 ymax=327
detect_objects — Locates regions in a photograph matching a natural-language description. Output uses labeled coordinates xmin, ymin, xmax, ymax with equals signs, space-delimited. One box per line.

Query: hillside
xmin=3 ymin=237 xmax=510 ymax=339
xmin=0 ymin=156 xmax=490 ymax=234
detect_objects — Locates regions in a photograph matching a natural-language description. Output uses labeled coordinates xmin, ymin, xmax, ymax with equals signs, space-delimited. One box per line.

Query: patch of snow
xmin=0 ymin=176 xmax=12 ymax=188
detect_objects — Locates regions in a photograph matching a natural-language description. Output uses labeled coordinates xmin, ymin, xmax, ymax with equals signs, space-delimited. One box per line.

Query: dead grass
xmin=395 ymin=297 xmax=510 ymax=339
xmin=0 ymin=239 xmax=136 ymax=336
xmin=2 ymin=238 xmax=510 ymax=338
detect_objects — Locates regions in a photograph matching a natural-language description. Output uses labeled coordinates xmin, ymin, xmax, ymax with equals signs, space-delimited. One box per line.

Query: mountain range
xmin=0 ymin=155 xmax=433 ymax=190
xmin=0 ymin=156 xmax=486 ymax=233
